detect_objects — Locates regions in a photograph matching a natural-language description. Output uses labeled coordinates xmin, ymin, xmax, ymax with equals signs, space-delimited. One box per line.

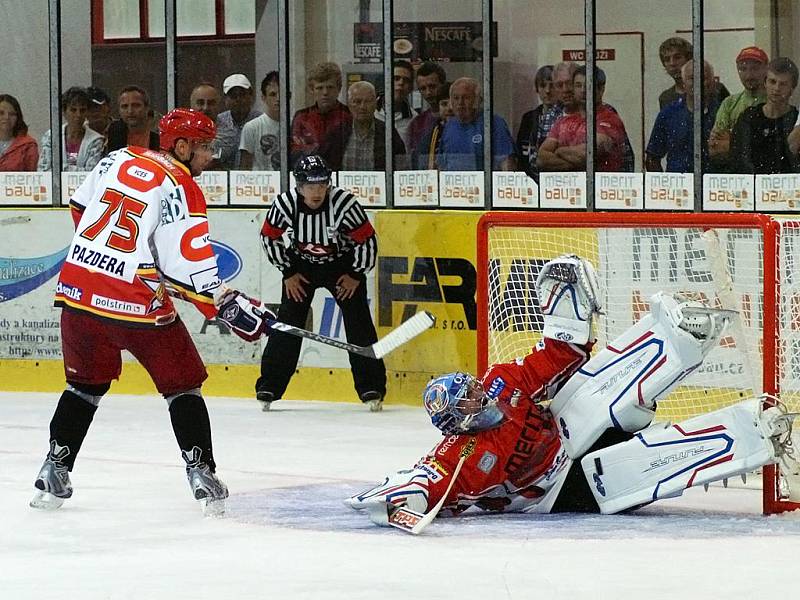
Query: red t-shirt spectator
xmin=548 ymin=104 xmax=627 ymax=171
xmin=290 ymin=101 xmax=351 ymax=165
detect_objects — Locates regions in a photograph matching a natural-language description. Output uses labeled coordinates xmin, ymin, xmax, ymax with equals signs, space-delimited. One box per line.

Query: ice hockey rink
xmin=3 ymin=391 xmax=800 ymax=600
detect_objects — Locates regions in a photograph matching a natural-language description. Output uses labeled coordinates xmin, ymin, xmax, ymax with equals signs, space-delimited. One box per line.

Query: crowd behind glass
xmin=1 ymin=37 xmax=796 ymax=185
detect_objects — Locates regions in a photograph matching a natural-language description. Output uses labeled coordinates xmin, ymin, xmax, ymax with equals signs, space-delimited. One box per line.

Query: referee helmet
xmin=294 ymin=154 xmax=332 ymax=185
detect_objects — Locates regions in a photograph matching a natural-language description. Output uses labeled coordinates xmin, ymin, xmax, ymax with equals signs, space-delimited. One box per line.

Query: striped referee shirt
xmin=260 ymin=185 xmax=377 ymax=277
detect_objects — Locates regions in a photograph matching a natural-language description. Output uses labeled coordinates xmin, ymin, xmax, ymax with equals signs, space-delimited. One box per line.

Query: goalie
xmin=346 ymin=255 xmax=795 ymax=528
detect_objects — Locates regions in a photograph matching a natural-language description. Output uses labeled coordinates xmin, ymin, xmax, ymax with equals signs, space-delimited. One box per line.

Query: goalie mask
xmin=423 ymin=372 xmax=504 ymax=435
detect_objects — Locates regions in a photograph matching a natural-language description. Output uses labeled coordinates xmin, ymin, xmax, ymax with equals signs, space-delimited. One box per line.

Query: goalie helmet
xmin=159 ymin=108 xmax=216 ymax=151
xmin=293 ymin=154 xmax=332 ymax=185
xmin=423 ymin=372 xmax=504 ymax=435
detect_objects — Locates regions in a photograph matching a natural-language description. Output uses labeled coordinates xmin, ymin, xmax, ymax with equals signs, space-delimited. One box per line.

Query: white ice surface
xmin=2 ymin=391 xmax=800 ymax=600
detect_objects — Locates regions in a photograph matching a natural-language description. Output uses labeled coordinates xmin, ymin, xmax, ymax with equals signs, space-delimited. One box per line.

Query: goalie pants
xmin=257 ymin=257 xmax=386 ymax=400
xmin=550 ymin=428 xmax=633 ymax=513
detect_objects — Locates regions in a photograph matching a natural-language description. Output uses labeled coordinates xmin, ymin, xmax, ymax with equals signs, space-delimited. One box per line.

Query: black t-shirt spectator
xmin=731 ymin=103 xmax=799 ymax=174
xmin=515 ymin=105 xmax=546 ymax=177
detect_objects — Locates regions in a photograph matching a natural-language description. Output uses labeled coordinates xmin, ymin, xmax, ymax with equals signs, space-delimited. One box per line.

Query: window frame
xmin=91 ymin=0 xmax=255 ymax=45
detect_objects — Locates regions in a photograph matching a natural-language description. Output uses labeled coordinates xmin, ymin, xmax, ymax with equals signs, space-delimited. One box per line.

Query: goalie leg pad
xmin=581 ymin=398 xmax=780 ymax=514
xmin=550 ymin=292 xmax=731 ymax=459
xmin=536 ymin=254 xmax=601 ymax=345
xmin=344 ymin=467 xmax=431 ymax=526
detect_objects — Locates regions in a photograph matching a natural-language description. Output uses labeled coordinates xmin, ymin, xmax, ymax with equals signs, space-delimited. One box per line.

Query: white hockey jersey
xmin=54 ymin=147 xmax=221 ymax=326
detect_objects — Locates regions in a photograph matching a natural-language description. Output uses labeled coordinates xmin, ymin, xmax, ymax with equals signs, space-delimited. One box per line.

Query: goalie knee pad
xmin=536 ymin=254 xmax=601 ymax=345
xmin=550 ymin=292 xmax=731 ymax=459
xmin=344 ymin=467 xmax=432 ymax=526
xmin=580 ymin=397 xmax=790 ymax=514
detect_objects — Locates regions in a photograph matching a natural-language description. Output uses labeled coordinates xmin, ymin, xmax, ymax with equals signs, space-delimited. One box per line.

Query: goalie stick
xmin=388 ymin=437 xmax=477 ymax=535
xmin=267 ymin=311 xmax=435 ymax=359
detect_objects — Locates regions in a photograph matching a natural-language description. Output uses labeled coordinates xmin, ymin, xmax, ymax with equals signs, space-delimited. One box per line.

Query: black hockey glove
xmin=215 ymin=289 xmax=275 ymax=342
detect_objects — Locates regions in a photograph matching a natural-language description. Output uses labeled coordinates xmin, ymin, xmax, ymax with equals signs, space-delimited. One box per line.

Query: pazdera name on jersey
xmin=67 ymin=241 xmax=130 ymax=281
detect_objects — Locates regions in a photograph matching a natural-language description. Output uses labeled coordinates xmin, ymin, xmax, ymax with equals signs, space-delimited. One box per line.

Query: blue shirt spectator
xmin=646 ymin=96 xmax=719 ymax=173
xmin=438 ymin=113 xmax=515 ymax=171
xmin=437 ymin=77 xmax=516 ymax=172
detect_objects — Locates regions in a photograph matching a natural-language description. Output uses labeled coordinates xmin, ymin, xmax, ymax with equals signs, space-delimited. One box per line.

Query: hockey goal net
xmin=476 ymin=212 xmax=800 ymax=515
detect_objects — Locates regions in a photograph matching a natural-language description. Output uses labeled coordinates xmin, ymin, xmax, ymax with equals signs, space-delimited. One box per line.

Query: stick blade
xmin=388 ymin=506 xmax=426 ymax=534
xmin=371 ymin=311 xmax=435 ymax=359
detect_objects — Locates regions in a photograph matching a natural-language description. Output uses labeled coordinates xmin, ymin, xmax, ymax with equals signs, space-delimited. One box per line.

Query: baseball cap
xmin=223 ymin=74 xmax=252 ymax=94
xmin=736 ymin=46 xmax=768 ymax=64
xmin=86 ymin=86 xmax=111 ymax=106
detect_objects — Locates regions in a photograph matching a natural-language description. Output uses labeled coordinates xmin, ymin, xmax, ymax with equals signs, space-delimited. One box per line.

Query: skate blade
xmin=200 ymin=498 xmax=226 ymax=517
xmin=30 ymin=491 xmax=65 ymax=510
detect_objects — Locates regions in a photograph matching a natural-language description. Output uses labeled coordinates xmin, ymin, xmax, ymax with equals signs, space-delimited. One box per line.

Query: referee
xmin=256 ymin=154 xmax=386 ymax=411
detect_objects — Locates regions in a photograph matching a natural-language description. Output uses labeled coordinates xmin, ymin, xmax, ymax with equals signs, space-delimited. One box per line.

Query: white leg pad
xmin=550 ymin=292 xmax=729 ymax=458
xmin=580 ymin=398 xmax=779 ymax=514
xmin=344 ymin=468 xmax=431 ymax=526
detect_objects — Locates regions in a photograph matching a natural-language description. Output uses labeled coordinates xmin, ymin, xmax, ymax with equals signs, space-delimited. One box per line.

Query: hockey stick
xmin=267 ymin=311 xmax=435 ymax=359
xmin=388 ymin=437 xmax=477 ymax=535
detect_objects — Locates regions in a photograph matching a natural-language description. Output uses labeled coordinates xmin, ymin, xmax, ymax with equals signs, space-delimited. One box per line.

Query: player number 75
xmin=80 ymin=189 xmax=147 ymax=253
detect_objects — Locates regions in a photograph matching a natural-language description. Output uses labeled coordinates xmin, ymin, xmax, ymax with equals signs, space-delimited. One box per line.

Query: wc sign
xmin=561 ymin=48 xmax=616 ymax=61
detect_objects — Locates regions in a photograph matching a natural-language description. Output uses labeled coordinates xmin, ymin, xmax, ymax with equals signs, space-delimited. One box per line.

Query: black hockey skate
xmin=256 ymin=390 xmax=275 ymax=412
xmin=182 ymin=447 xmax=229 ymax=517
xmin=30 ymin=441 xmax=73 ymax=510
xmin=360 ymin=391 xmax=384 ymax=412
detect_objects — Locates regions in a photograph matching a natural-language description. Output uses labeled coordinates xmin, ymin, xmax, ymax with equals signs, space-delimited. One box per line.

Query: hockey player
xmin=30 ymin=108 xmax=274 ymax=516
xmin=256 ymin=154 xmax=386 ymax=411
xmin=347 ymin=255 xmax=795 ymax=527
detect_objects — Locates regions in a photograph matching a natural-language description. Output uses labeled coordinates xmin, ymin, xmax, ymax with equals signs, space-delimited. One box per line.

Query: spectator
xmin=38 ymin=86 xmax=104 ymax=172
xmin=240 ymin=71 xmax=281 ymax=171
xmin=533 ymin=62 xmax=578 ymax=165
xmin=658 ymin=37 xmax=729 ymax=110
xmin=516 ymin=65 xmax=554 ymax=176
xmin=190 ymin=83 xmax=222 ymax=121
xmin=645 ymin=60 xmax=719 ymax=173
xmin=0 ymin=94 xmax=38 ymax=171
xmin=215 ymin=74 xmax=262 ymax=170
xmin=731 ymin=57 xmax=799 ymax=174
xmin=413 ymin=84 xmax=453 ymax=169
xmin=85 ymin=86 xmax=113 ymax=137
xmin=322 ymin=81 xmax=406 ymax=171
xmin=376 ymin=60 xmax=418 ymax=147
xmin=291 ymin=61 xmax=351 ymax=165
xmin=106 ymin=86 xmax=159 ymax=153
xmin=709 ymin=46 xmax=768 ymax=169
xmin=537 ymin=66 xmax=627 ymax=172
xmin=406 ymin=61 xmax=448 ymax=156
xmin=595 ymin=75 xmax=636 ymax=172
xmin=437 ymin=77 xmax=516 ymax=171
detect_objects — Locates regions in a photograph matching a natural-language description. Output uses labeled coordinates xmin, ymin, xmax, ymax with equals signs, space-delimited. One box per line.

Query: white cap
xmin=223 ymin=74 xmax=252 ymax=94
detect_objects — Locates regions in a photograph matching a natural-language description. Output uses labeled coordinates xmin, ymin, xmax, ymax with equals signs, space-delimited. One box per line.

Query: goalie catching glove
xmin=536 ymin=254 xmax=602 ymax=345
xmin=215 ymin=288 xmax=275 ymax=342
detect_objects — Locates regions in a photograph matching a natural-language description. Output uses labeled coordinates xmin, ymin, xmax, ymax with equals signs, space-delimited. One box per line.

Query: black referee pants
xmin=256 ymin=260 xmax=386 ymax=401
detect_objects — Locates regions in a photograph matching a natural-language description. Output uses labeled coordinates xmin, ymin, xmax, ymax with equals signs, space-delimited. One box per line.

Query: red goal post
xmin=476 ymin=211 xmax=800 ymax=515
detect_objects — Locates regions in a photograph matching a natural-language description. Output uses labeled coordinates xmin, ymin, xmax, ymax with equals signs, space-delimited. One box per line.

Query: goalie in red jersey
xmin=347 ymin=255 xmax=796 ymax=530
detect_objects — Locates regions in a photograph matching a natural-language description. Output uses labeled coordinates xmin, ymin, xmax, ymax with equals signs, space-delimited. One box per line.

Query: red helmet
xmin=159 ymin=108 xmax=216 ymax=151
